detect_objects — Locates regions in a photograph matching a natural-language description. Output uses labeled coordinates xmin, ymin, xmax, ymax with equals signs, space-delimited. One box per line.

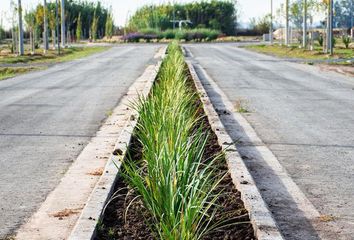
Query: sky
xmin=0 ymin=0 xmax=284 ymax=29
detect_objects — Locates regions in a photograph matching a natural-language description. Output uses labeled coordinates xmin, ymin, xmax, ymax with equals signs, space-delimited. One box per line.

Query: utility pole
xmin=270 ymin=0 xmax=273 ymax=44
xmin=17 ymin=0 xmax=24 ymax=55
xmin=61 ymin=0 xmax=65 ymax=48
xmin=303 ymin=0 xmax=307 ymax=48
xmin=56 ymin=0 xmax=60 ymax=55
xmin=43 ymin=0 xmax=49 ymax=53
xmin=285 ymin=0 xmax=289 ymax=46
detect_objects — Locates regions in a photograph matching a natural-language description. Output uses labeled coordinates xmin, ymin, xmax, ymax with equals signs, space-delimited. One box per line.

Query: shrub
xmin=143 ymin=34 xmax=158 ymax=42
xmin=205 ymin=29 xmax=220 ymax=41
xmin=194 ymin=29 xmax=207 ymax=42
xmin=140 ymin=28 xmax=160 ymax=35
xmin=175 ymin=30 xmax=188 ymax=41
xmin=318 ymin=35 xmax=324 ymax=46
xmin=342 ymin=35 xmax=351 ymax=49
xmin=163 ymin=29 xmax=176 ymax=39
xmin=124 ymin=28 xmax=221 ymax=42
xmin=122 ymin=33 xmax=144 ymax=42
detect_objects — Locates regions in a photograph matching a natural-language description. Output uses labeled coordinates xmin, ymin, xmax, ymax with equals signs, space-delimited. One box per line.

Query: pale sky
xmin=0 ymin=0 xmax=283 ymax=29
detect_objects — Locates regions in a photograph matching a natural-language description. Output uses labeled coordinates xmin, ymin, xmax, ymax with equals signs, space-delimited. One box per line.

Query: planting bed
xmin=95 ymin=43 xmax=256 ymax=240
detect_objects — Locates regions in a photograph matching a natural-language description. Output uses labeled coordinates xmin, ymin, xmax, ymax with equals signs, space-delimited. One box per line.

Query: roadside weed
xmin=235 ymin=98 xmax=250 ymax=113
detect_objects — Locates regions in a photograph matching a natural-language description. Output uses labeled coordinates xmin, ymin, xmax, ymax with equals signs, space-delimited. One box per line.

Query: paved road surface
xmin=0 ymin=45 xmax=160 ymax=238
xmin=186 ymin=43 xmax=354 ymax=240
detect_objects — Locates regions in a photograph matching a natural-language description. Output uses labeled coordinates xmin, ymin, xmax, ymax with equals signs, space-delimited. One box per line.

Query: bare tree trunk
xmin=52 ymin=29 xmax=56 ymax=49
xmin=11 ymin=27 xmax=15 ymax=53
xmin=13 ymin=28 xmax=18 ymax=54
xmin=30 ymin=29 xmax=34 ymax=54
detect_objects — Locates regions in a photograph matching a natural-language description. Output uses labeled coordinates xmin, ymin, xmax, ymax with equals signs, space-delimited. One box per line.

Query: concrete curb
xmin=187 ymin=60 xmax=284 ymax=240
xmin=15 ymin=47 xmax=165 ymax=240
xmin=68 ymin=57 xmax=164 ymax=240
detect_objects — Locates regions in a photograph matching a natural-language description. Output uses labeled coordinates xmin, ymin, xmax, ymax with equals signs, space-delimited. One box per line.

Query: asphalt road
xmin=185 ymin=43 xmax=354 ymax=239
xmin=0 ymin=45 xmax=160 ymax=238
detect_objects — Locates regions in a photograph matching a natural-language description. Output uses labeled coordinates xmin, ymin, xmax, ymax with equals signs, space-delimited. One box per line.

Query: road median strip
xmin=69 ymin=43 xmax=285 ymax=239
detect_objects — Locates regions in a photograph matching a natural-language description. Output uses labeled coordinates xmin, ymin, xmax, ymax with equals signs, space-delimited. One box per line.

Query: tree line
xmin=128 ymin=0 xmax=238 ymax=36
xmin=6 ymin=0 xmax=114 ymax=54
xmin=25 ymin=0 xmax=113 ymax=41
xmin=250 ymin=0 xmax=353 ymax=35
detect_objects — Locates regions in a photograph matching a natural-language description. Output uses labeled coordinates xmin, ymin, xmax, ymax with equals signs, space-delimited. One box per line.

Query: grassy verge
xmin=0 ymin=67 xmax=43 ymax=81
xmin=245 ymin=44 xmax=354 ymax=61
xmin=0 ymin=46 xmax=109 ymax=65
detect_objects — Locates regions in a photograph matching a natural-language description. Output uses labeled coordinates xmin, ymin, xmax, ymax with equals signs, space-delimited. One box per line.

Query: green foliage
xmin=76 ymin=13 xmax=82 ymax=41
xmin=91 ymin=10 xmax=99 ymax=41
xmin=27 ymin=0 xmax=111 ymax=40
xmin=249 ymin=14 xmax=271 ymax=35
xmin=123 ymin=28 xmax=220 ymax=42
xmin=24 ymin=11 xmax=36 ymax=31
xmin=165 ymin=29 xmax=220 ymax=42
xmin=163 ymin=29 xmax=176 ymax=39
xmin=0 ymin=26 xmax=5 ymax=41
xmin=128 ymin=1 xmax=238 ymax=35
xmin=0 ymin=46 xmax=108 ymax=64
xmin=123 ymin=42 xmax=224 ymax=239
xmin=275 ymin=0 xmax=324 ymax=30
xmin=334 ymin=0 xmax=354 ymax=28
xmin=0 ymin=67 xmax=38 ymax=81
xmin=342 ymin=35 xmax=351 ymax=49
xmin=332 ymin=37 xmax=336 ymax=48
xmin=318 ymin=35 xmax=324 ymax=47
xmin=105 ymin=12 xmax=114 ymax=39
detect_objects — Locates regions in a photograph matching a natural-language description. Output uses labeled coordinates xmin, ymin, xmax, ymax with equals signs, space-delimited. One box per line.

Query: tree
xmin=91 ymin=10 xmax=99 ymax=41
xmin=24 ymin=11 xmax=36 ymax=54
xmin=105 ymin=11 xmax=114 ymax=39
xmin=10 ymin=0 xmax=18 ymax=54
xmin=0 ymin=26 xmax=4 ymax=42
xmin=0 ymin=12 xmax=5 ymax=42
xmin=249 ymin=14 xmax=272 ymax=35
xmin=26 ymin=0 xmax=111 ymax=42
xmin=333 ymin=0 xmax=353 ymax=28
xmin=128 ymin=1 xmax=238 ymax=35
xmin=48 ymin=6 xmax=56 ymax=49
xmin=76 ymin=12 xmax=82 ymax=42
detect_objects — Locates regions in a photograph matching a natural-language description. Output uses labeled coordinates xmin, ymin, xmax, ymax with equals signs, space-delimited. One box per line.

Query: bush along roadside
xmin=122 ymin=28 xmax=220 ymax=43
xmin=95 ymin=42 xmax=255 ymax=240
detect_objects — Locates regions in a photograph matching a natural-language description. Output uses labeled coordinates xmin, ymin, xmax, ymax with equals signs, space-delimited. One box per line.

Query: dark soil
xmin=95 ymin=67 xmax=256 ymax=240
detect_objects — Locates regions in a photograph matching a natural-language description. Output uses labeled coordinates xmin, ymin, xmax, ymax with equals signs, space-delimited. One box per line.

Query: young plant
xmin=342 ymin=35 xmax=351 ymax=49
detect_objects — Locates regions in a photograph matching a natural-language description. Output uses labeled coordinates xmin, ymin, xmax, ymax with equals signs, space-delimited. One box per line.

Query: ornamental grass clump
xmin=122 ymin=42 xmax=224 ymax=240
